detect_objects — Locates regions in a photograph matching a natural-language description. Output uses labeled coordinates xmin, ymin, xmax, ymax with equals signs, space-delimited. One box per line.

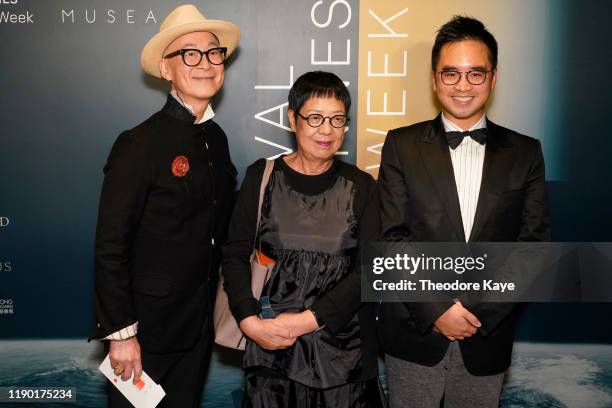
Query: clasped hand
xmin=433 ymin=301 xmax=482 ymax=341
xmin=239 ymin=311 xmax=319 ymax=350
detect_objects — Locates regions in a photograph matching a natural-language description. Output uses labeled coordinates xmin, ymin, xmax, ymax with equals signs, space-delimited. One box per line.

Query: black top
xmin=222 ymin=156 xmax=380 ymax=384
xmin=92 ymin=95 xmax=236 ymax=353
xmin=274 ymin=156 xmax=339 ymax=195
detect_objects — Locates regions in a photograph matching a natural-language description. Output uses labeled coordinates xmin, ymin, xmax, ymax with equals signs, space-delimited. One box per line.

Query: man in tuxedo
xmin=378 ymin=16 xmax=550 ymax=407
xmin=90 ymin=5 xmax=240 ymax=407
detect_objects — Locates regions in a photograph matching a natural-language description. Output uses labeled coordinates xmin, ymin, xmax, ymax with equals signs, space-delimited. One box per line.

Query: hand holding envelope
xmin=99 ymin=354 xmax=165 ymax=408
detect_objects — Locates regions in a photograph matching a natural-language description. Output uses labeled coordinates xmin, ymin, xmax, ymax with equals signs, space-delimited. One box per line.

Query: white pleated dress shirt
xmin=441 ymin=113 xmax=487 ymax=242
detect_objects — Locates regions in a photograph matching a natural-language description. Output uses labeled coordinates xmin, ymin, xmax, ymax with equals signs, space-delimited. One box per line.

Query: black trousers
xmin=107 ymin=315 xmax=213 ymax=408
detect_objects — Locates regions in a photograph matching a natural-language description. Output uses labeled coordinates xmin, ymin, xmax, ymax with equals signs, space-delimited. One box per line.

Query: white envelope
xmin=99 ymin=354 xmax=165 ymax=408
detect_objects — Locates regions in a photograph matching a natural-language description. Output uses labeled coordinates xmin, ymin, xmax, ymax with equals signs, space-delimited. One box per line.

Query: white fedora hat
xmin=141 ymin=4 xmax=240 ymax=78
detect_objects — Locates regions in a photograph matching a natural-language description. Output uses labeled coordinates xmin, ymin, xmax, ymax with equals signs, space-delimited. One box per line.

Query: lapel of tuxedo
xmin=468 ymin=119 xmax=515 ymax=242
xmin=418 ymin=114 xmax=465 ymax=242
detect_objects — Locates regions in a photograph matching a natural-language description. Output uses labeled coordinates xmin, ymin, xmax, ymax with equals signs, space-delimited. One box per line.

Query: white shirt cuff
xmin=103 ymin=322 xmax=138 ymax=340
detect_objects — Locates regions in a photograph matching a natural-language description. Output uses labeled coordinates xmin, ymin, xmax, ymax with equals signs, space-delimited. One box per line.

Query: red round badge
xmin=172 ymin=155 xmax=190 ymax=177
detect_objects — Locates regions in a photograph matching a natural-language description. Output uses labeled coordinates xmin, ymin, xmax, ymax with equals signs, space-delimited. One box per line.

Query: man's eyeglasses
xmin=439 ymin=70 xmax=490 ymax=85
xmin=163 ymin=47 xmax=227 ymax=66
xmin=297 ymin=113 xmax=348 ymax=129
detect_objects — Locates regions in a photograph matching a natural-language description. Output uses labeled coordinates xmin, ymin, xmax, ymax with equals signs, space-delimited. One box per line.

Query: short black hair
xmin=288 ymin=71 xmax=351 ymax=121
xmin=431 ymin=16 xmax=498 ymax=71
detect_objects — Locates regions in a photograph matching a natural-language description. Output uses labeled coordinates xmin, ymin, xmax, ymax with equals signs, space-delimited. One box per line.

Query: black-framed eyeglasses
xmin=163 ymin=47 xmax=227 ymax=66
xmin=439 ymin=70 xmax=491 ymax=85
xmin=297 ymin=112 xmax=348 ymax=128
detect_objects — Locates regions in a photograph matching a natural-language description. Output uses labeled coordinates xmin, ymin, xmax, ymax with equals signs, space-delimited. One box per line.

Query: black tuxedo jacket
xmin=378 ymin=114 xmax=550 ymax=375
xmin=91 ymin=96 xmax=236 ymax=353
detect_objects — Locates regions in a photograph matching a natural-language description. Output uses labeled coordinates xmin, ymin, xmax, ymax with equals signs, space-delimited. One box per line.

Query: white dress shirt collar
xmin=170 ymin=91 xmax=215 ymax=124
xmin=441 ymin=112 xmax=487 ymax=133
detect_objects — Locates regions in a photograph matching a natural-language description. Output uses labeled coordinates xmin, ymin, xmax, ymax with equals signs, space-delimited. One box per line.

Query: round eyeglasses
xmin=163 ymin=47 xmax=227 ymax=66
xmin=297 ymin=113 xmax=348 ymax=128
xmin=439 ymin=70 xmax=490 ymax=85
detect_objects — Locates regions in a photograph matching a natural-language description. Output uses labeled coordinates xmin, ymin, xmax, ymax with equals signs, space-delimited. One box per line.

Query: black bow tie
xmin=446 ymin=128 xmax=487 ymax=149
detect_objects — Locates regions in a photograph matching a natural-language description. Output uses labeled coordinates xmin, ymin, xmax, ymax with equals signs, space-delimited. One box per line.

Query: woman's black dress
xmin=222 ymin=157 xmax=384 ymax=408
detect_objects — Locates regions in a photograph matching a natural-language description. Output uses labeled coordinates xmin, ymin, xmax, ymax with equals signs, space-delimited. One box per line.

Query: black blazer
xmin=91 ymin=96 xmax=236 ymax=353
xmin=378 ymin=114 xmax=550 ymax=375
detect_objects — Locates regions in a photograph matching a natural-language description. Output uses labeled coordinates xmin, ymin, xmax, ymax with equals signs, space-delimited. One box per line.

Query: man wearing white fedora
xmin=91 ymin=4 xmax=240 ymax=406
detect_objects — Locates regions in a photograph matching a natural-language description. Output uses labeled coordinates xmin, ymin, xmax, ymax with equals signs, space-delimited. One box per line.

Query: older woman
xmin=222 ymin=71 xmax=384 ymax=407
